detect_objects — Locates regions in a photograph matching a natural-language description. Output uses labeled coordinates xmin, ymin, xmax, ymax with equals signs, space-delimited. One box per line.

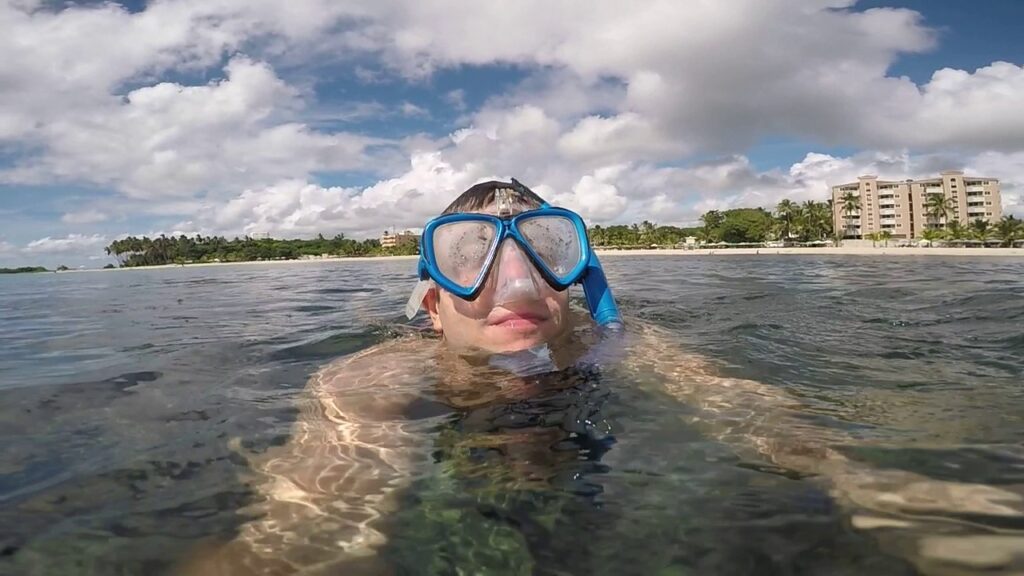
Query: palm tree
xmin=701 ymin=210 xmax=724 ymax=242
xmin=830 ymin=229 xmax=844 ymax=247
xmin=840 ymin=191 xmax=861 ymax=238
xmin=945 ymin=219 xmax=968 ymax=241
xmin=920 ymin=228 xmax=945 ymax=245
xmin=880 ymin=230 xmax=892 ymax=247
xmin=802 ymin=200 xmax=832 ymax=241
xmin=924 ymin=194 xmax=956 ymax=230
xmin=639 ymin=220 xmax=657 ymax=246
xmin=969 ymin=219 xmax=992 ymax=243
xmin=995 ymin=216 xmax=1022 ymax=247
xmin=775 ymin=199 xmax=798 ymax=241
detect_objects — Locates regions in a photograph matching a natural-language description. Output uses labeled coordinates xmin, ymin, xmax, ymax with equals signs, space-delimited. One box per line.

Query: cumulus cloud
xmin=1 ymin=57 xmax=382 ymax=199
xmin=0 ymin=0 xmax=1021 ymax=255
xmin=204 ymin=151 xmax=483 ymax=238
xmin=342 ymin=0 xmax=1023 ymax=156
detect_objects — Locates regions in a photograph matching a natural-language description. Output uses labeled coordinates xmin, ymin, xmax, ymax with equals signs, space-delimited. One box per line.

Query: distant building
xmin=380 ymin=230 xmax=419 ymax=248
xmin=831 ymin=171 xmax=1002 ymax=240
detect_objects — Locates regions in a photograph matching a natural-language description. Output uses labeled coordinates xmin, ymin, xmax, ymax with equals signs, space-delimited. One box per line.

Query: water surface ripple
xmin=1 ymin=256 xmax=1023 ymax=575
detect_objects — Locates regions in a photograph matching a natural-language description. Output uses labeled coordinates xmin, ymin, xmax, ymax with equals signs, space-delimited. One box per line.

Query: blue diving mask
xmin=405 ymin=179 xmax=622 ymax=327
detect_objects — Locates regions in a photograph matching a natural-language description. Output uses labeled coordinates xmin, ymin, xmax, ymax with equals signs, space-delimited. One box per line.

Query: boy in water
xmin=405 ymin=178 xmax=622 ymax=366
xmin=181 ymin=180 xmax=1024 ymax=575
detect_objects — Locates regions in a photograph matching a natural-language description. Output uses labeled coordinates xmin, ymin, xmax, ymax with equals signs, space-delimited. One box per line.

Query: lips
xmin=487 ymin=309 xmax=548 ymax=330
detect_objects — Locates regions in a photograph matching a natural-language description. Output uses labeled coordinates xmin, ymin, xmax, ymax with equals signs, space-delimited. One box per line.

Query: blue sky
xmin=1 ymin=0 xmax=1022 ymax=267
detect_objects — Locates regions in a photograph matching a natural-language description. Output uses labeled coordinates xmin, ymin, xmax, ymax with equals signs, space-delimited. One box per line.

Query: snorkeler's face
xmin=424 ymin=204 xmax=571 ymax=353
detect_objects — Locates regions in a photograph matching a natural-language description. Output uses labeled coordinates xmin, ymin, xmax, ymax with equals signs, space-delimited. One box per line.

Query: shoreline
xmin=62 ymin=254 xmax=420 ymax=272
xmin=53 ymin=246 xmax=1024 ymax=272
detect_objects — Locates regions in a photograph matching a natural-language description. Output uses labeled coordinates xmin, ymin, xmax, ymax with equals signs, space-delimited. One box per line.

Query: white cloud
xmin=340 ymin=0 xmax=1023 ymax=157
xmin=445 ymin=89 xmax=466 ymax=111
xmin=204 ymin=151 xmax=484 ymax=238
xmin=2 ymin=57 xmax=382 ymax=199
xmin=0 ymin=0 xmax=1021 ymax=246
xmin=557 ymin=112 xmax=684 ymax=165
xmin=964 ymin=151 xmax=1024 ymax=217
xmin=550 ymin=172 xmax=629 ymax=222
xmin=61 ymin=209 xmax=108 ymax=224
xmin=400 ymin=101 xmax=429 ymax=118
xmin=23 ymin=234 xmax=108 ymax=254
xmin=896 ymin=62 xmax=1024 ymax=150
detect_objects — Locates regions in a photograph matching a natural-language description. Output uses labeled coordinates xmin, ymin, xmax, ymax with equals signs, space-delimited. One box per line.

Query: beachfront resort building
xmin=831 ymin=171 xmax=1002 ymax=240
xmin=380 ymin=230 xmax=419 ymax=248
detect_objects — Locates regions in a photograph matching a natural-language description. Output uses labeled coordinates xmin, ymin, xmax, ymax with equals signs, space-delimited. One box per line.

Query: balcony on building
xmin=380 ymin=230 xmax=419 ymax=248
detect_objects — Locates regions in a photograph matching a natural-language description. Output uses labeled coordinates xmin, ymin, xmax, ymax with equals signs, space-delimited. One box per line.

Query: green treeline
xmin=701 ymin=200 xmax=835 ymax=244
xmin=588 ymin=222 xmax=700 ymax=247
xmin=99 ymin=199 xmax=1024 ymax=268
xmin=0 ymin=266 xmax=48 ymax=274
xmin=592 ymin=200 xmax=835 ymax=247
xmin=105 ymin=234 xmax=415 ymax=267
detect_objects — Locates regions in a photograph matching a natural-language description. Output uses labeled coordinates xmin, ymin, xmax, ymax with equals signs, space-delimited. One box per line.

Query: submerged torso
xmin=183 ymin=319 xmax=1024 ymax=576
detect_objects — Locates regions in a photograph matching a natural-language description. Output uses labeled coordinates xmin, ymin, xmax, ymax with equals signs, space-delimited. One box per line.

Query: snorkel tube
xmin=580 ymin=248 xmax=622 ymax=328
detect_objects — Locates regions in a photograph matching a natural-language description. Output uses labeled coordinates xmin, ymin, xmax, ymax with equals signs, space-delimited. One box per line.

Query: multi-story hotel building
xmin=831 ymin=171 xmax=1002 ymax=239
xmin=380 ymin=230 xmax=419 ymax=248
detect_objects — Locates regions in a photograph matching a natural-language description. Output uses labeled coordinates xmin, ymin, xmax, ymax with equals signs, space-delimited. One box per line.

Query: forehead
xmin=460 ymin=202 xmax=532 ymax=217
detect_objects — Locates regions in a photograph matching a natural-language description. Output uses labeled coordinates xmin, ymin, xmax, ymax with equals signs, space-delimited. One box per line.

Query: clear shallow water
xmin=1 ymin=256 xmax=1023 ymax=575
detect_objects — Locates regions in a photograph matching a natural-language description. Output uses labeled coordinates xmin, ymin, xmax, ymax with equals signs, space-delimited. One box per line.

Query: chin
xmin=485 ymin=326 xmax=551 ymax=352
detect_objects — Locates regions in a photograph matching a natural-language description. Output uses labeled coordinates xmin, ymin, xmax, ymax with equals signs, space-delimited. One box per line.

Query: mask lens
xmin=432 ymin=220 xmax=497 ymax=288
xmin=518 ymin=215 xmax=583 ymax=281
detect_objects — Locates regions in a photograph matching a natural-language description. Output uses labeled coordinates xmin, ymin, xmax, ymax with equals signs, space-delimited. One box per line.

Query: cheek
xmin=548 ymin=286 xmax=570 ymax=305
xmin=545 ymin=290 xmax=571 ymax=317
xmin=447 ymin=293 xmax=490 ymax=319
xmin=438 ymin=293 xmax=488 ymax=334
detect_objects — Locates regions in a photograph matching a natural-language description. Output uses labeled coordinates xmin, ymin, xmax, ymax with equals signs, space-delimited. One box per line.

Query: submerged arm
xmin=174 ymin=336 xmax=443 ymax=575
xmin=623 ymin=321 xmax=1024 ymax=544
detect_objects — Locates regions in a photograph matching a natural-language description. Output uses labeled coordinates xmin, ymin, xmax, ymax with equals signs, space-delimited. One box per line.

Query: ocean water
xmin=1 ymin=255 xmax=1023 ymax=575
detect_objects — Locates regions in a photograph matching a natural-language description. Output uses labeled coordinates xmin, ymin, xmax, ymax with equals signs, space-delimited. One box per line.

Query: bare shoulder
xmin=308 ymin=334 xmax=443 ymax=419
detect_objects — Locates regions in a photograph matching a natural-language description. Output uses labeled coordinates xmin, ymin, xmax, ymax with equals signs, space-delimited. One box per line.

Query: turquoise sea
xmin=2 ymin=255 xmax=1023 ymax=575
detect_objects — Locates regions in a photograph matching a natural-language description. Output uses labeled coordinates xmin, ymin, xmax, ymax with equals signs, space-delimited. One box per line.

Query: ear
xmin=422 ymin=286 xmax=443 ymax=333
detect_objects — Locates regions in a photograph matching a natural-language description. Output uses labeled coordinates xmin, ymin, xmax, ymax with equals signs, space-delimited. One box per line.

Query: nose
xmin=497 ymin=240 xmax=531 ymax=276
xmin=490 ymin=239 xmax=541 ymax=305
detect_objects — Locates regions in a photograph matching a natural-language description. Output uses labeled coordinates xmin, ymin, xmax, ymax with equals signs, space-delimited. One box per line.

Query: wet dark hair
xmin=441 ymin=178 xmax=547 ymax=215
